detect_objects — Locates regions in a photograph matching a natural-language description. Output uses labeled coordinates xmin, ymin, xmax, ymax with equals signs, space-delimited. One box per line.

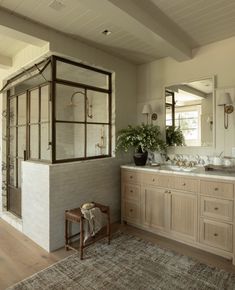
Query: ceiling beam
xmin=79 ymin=0 xmax=193 ymax=61
xmin=0 ymin=54 xmax=12 ymax=69
xmin=0 ymin=25 xmax=46 ymax=47
xmin=0 ymin=9 xmax=47 ymax=47
xmin=180 ymin=85 xmax=207 ymax=98
xmin=167 ymin=84 xmax=207 ymax=98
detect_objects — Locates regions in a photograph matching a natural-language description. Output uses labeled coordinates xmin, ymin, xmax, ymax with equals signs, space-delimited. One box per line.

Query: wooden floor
xmin=1 ymin=219 xmax=235 ymax=290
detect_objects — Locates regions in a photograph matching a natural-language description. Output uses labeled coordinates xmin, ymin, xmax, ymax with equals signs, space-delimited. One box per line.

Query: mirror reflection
xmin=165 ymin=78 xmax=214 ymax=147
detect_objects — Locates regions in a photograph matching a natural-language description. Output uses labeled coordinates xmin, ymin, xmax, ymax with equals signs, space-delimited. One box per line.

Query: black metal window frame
xmin=51 ymin=55 xmax=112 ymax=163
xmin=7 ymin=82 xmax=51 ymax=162
xmin=28 ymin=83 xmax=51 ymax=162
xmin=165 ymin=90 xmax=175 ymax=127
xmin=6 ymin=55 xmax=113 ymax=165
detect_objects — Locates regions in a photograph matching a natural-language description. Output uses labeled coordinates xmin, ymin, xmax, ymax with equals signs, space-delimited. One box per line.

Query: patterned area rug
xmin=7 ymin=232 xmax=235 ymax=290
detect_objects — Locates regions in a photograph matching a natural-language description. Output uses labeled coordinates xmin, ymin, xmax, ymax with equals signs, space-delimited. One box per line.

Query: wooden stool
xmin=65 ymin=202 xmax=111 ymax=259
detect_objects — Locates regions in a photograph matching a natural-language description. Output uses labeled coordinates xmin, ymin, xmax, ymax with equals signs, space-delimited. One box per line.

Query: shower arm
xmin=70 ymin=91 xmax=93 ymax=119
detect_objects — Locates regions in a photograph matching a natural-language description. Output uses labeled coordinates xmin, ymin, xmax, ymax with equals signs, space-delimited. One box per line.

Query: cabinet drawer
xmin=200 ymin=180 xmax=234 ymax=200
xmin=143 ymin=173 xmax=173 ymax=188
xmin=200 ymin=197 xmax=233 ymax=222
xmin=122 ymin=170 xmax=141 ymax=184
xmin=200 ymin=218 xmax=233 ymax=252
xmin=123 ymin=184 xmax=140 ymax=202
xmin=123 ymin=201 xmax=140 ymax=223
xmin=174 ymin=177 xmax=198 ymax=192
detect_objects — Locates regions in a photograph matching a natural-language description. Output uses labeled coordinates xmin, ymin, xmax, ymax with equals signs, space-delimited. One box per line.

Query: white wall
xmin=22 ymin=162 xmax=50 ymax=251
xmin=137 ymin=37 xmax=235 ymax=156
xmin=49 ymin=156 xmax=128 ymax=250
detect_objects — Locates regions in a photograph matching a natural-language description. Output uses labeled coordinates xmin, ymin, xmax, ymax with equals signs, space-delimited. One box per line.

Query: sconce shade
xmin=142 ymin=104 xmax=152 ymax=114
xmin=218 ymin=93 xmax=233 ymax=106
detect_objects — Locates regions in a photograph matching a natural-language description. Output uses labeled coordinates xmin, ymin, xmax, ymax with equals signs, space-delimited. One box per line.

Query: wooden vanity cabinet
xmin=121 ymin=167 xmax=235 ymax=263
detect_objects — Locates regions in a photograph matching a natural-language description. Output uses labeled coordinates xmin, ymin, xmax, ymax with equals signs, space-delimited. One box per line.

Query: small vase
xmin=133 ymin=151 xmax=148 ymax=166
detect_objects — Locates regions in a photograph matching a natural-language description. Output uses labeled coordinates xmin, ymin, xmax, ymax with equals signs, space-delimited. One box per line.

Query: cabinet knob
xmin=130 ymin=190 xmax=133 ymax=193
xmin=168 ymin=190 xmax=171 ymax=194
xmin=182 ymin=183 xmax=186 ymax=186
xmin=130 ymin=176 xmax=133 ymax=179
xmin=214 ymin=207 xmax=218 ymax=210
xmin=214 ymin=233 xmax=218 ymax=237
xmin=130 ymin=209 xmax=133 ymax=212
xmin=214 ymin=187 xmax=218 ymax=191
xmin=152 ymin=178 xmax=155 ymax=182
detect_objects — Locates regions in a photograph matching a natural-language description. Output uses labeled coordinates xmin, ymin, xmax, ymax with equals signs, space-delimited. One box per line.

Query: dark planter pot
xmin=133 ymin=151 xmax=148 ymax=166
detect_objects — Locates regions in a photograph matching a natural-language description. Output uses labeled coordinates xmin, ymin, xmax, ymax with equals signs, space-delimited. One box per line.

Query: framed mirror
xmin=165 ymin=77 xmax=215 ymax=147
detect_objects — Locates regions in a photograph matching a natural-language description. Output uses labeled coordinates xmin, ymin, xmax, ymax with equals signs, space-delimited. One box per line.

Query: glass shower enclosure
xmin=2 ymin=55 xmax=112 ymax=217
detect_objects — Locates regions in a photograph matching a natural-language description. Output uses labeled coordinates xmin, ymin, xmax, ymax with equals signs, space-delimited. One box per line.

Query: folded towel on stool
xmin=81 ymin=206 xmax=103 ymax=242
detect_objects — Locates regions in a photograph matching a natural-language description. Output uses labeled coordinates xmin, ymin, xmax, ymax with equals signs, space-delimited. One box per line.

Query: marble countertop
xmin=121 ymin=164 xmax=235 ymax=181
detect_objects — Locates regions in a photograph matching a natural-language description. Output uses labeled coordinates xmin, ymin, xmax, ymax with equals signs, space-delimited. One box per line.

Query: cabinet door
xmin=142 ymin=187 xmax=169 ymax=231
xmin=170 ymin=191 xmax=197 ymax=241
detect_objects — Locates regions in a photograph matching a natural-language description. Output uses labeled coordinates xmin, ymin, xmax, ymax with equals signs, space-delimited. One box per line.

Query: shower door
xmin=7 ymin=92 xmax=27 ymax=217
xmin=7 ymin=84 xmax=51 ymax=217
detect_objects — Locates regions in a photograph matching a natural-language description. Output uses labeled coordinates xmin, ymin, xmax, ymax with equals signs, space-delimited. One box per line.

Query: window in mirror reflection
xmin=165 ymin=78 xmax=213 ymax=147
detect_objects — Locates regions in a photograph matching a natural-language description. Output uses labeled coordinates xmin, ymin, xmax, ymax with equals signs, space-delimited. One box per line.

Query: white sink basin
xmin=161 ymin=165 xmax=197 ymax=172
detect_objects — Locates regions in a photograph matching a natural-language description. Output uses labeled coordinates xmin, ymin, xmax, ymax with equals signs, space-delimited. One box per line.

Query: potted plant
xmin=166 ymin=126 xmax=185 ymax=147
xmin=116 ymin=124 xmax=166 ymax=166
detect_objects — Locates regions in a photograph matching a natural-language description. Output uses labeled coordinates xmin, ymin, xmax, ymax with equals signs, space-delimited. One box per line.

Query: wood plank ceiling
xmin=0 ymin=0 xmax=234 ymax=64
xmin=152 ymin=0 xmax=235 ymax=47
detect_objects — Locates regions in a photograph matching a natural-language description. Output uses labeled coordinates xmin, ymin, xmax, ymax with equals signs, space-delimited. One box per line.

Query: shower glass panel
xmin=30 ymin=124 xmax=39 ymax=159
xmin=41 ymin=85 xmax=50 ymax=122
xmin=56 ymin=60 xmax=109 ymax=89
xmin=87 ymin=124 xmax=109 ymax=157
xmin=41 ymin=123 xmax=50 ymax=160
xmin=86 ymin=91 xmax=109 ymax=123
xmin=56 ymin=84 xmax=85 ymax=122
xmin=56 ymin=123 xmax=85 ymax=160
xmin=30 ymin=88 xmax=39 ymax=123
xmin=18 ymin=126 xmax=26 ymax=158
xmin=18 ymin=93 xmax=27 ymax=125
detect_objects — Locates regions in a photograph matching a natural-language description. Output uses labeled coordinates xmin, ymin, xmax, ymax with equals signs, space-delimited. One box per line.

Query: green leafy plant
xmin=166 ymin=126 xmax=185 ymax=147
xmin=116 ymin=124 xmax=166 ymax=153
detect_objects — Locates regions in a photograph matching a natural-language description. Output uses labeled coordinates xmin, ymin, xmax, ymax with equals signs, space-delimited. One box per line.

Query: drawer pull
xmin=168 ymin=190 xmax=171 ymax=194
xmin=214 ymin=233 xmax=218 ymax=237
xmin=182 ymin=183 xmax=186 ymax=186
xmin=214 ymin=187 xmax=218 ymax=191
xmin=152 ymin=178 xmax=155 ymax=182
xmin=214 ymin=207 xmax=219 ymax=210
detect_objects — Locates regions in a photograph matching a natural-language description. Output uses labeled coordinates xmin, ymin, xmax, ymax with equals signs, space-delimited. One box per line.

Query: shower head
xmin=69 ymin=91 xmax=85 ymax=107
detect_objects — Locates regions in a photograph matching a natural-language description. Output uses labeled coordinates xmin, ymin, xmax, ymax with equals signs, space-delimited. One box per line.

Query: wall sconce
xmin=142 ymin=104 xmax=158 ymax=124
xmin=218 ymin=92 xmax=234 ymax=129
